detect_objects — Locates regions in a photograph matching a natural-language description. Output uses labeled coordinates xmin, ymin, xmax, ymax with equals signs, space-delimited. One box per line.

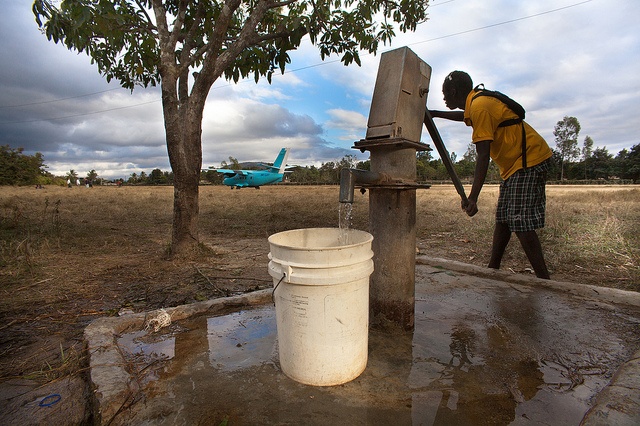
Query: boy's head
xmin=442 ymin=71 xmax=473 ymax=110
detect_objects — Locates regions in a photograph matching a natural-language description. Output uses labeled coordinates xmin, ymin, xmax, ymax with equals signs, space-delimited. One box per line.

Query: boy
xmin=430 ymin=71 xmax=552 ymax=279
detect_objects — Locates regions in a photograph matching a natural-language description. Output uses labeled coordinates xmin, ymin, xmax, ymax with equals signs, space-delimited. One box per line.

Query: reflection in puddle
xmin=118 ymin=330 xmax=176 ymax=361
xmin=118 ymin=306 xmax=277 ymax=372
xmin=207 ymin=308 xmax=277 ymax=370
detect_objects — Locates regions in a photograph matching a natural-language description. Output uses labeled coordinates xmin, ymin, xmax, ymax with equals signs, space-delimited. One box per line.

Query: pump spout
xmin=339 ymin=168 xmax=388 ymax=203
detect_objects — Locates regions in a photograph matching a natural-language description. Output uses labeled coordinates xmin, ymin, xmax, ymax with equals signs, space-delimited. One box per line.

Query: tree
xmin=626 ymin=144 xmax=640 ymax=183
xmin=66 ymin=169 xmax=79 ymax=184
xmin=614 ymin=144 xmax=640 ymax=182
xmin=416 ymin=151 xmax=433 ymax=181
xmin=220 ymin=157 xmax=241 ymax=170
xmin=337 ymin=154 xmax=358 ymax=171
xmin=553 ymin=116 xmax=581 ymax=180
xmin=288 ymin=165 xmax=320 ymax=183
xmin=318 ymin=161 xmax=337 ymax=184
xmin=86 ymin=169 xmax=99 ymax=184
xmin=582 ymin=135 xmax=593 ymax=180
xmin=0 ymin=145 xmax=46 ymax=185
xmin=201 ymin=168 xmax=221 ymax=184
xmin=590 ymin=147 xmax=613 ymax=179
xmin=455 ymin=143 xmax=477 ymax=180
xmin=34 ymin=0 xmax=428 ymax=255
xmin=150 ymin=168 xmax=167 ymax=184
xmin=547 ymin=149 xmax=562 ymax=181
xmin=356 ymin=159 xmax=371 ymax=171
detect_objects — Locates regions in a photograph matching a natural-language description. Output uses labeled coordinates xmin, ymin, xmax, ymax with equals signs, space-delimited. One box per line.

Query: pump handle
xmin=423 ymin=110 xmax=469 ymax=205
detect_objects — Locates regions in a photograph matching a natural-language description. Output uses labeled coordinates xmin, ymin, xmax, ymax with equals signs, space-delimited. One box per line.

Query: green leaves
xmin=0 ymin=145 xmax=46 ymax=186
xmin=33 ymin=0 xmax=161 ymax=90
xmin=33 ymin=0 xmax=429 ymax=91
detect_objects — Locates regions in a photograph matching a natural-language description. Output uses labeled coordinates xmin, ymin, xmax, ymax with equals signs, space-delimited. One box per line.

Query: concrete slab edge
xmin=84 ymin=288 xmax=273 ymax=426
xmin=416 ymin=255 xmax=640 ymax=426
xmin=580 ymin=354 xmax=640 ymax=426
xmin=416 ymin=255 xmax=640 ymax=308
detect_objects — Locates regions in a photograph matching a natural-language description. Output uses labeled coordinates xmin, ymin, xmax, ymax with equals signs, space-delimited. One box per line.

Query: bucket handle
xmin=272 ymin=272 xmax=286 ymax=305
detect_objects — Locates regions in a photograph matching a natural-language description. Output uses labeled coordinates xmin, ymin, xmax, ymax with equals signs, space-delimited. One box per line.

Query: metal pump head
xmin=339 ymin=168 xmax=387 ymax=203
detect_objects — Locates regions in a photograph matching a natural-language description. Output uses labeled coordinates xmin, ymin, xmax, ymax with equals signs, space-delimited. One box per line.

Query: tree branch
xmin=177 ymin=2 xmax=207 ymax=76
xmin=134 ymin=0 xmax=155 ymax=30
xmin=250 ymin=30 xmax=295 ymax=44
xmin=151 ymin=0 xmax=177 ymax=80
xmin=218 ymin=0 xmax=273 ymax=62
xmin=168 ymin=0 xmax=189 ymax=51
xmin=194 ymin=0 xmax=245 ymax=88
xmin=151 ymin=0 xmax=169 ymax=46
xmin=266 ymin=0 xmax=299 ymax=7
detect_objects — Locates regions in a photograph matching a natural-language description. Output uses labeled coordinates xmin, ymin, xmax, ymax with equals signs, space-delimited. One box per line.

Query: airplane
xmin=215 ymin=148 xmax=291 ymax=189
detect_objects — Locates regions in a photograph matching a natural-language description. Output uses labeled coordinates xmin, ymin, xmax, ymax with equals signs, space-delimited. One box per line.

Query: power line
xmin=2 ymin=0 xmax=593 ymax=123
xmin=406 ymin=0 xmax=594 ymax=46
xmin=5 ymin=99 xmax=160 ymax=124
xmin=0 ymin=88 xmax=122 ymax=109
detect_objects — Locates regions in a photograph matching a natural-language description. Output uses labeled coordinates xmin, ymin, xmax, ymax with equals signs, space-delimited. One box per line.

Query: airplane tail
xmin=268 ymin=148 xmax=290 ymax=174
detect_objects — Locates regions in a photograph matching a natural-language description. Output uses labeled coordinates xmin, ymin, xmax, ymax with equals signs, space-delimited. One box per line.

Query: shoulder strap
xmin=471 ymin=84 xmax=525 ymax=122
xmin=470 ymin=84 xmax=528 ymax=169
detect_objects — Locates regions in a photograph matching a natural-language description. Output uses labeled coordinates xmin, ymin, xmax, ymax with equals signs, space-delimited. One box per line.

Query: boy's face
xmin=442 ymin=83 xmax=457 ymax=110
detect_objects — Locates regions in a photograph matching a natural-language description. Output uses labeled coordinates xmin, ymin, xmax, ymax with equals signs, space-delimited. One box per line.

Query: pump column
xmin=358 ymin=47 xmax=432 ymax=332
xmin=368 ymin=146 xmax=418 ymax=331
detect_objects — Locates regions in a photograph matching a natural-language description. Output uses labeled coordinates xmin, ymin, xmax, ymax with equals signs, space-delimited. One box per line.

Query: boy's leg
xmin=489 ymin=222 xmax=511 ymax=270
xmin=515 ymin=230 xmax=550 ymax=279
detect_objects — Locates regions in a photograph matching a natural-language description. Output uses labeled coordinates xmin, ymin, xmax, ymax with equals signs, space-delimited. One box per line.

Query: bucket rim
xmin=268 ymin=227 xmax=373 ymax=250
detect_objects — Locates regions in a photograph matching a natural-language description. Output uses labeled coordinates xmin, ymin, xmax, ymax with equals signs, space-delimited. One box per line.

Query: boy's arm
xmin=463 ymin=140 xmax=491 ymax=217
xmin=429 ymin=110 xmax=464 ymax=121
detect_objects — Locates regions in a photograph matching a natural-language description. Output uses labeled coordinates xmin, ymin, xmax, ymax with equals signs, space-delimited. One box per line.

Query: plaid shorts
xmin=496 ymin=159 xmax=550 ymax=232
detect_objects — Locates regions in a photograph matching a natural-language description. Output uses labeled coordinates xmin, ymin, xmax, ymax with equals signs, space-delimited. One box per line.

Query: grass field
xmin=0 ymin=183 xmax=638 ymax=385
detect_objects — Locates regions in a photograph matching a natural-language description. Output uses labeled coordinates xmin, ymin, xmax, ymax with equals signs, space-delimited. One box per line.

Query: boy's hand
xmin=461 ymin=198 xmax=478 ymax=217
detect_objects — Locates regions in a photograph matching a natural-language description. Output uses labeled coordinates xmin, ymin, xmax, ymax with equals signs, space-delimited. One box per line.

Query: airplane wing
xmin=215 ymin=169 xmax=249 ymax=177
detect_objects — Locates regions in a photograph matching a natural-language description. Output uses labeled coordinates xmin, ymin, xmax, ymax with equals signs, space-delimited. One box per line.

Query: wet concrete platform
xmin=85 ymin=257 xmax=640 ymax=425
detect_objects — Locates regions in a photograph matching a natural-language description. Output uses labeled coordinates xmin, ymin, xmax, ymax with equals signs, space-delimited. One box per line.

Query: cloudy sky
xmin=1 ymin=0 xmax=639 ymax=179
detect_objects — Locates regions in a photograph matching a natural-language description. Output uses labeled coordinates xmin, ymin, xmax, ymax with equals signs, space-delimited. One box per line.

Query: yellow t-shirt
xmin=463 ymin=90 xmax=552 ymax=179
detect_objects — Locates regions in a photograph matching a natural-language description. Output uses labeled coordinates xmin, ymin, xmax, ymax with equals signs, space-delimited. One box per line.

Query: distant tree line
xmin=1 ymin=115 xmax=638 ymax=187
xmin=127 ymin=169 xmax=175 ymax=185
xmin=546 ymin=116 xmax=639 ymax=183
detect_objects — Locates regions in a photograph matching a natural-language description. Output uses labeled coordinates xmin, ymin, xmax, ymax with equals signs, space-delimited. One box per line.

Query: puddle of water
xmin=115 ymin=271 xmax=640 ymax=425
xmin=206 ymin=308 xmax=277 ymax=371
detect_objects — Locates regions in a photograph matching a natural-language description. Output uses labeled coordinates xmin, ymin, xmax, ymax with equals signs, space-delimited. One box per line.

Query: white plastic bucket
xmin=268 ymin=228 xmax=374 ymax=386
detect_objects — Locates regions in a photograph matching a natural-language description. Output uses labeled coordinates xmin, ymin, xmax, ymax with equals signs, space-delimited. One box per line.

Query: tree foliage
xmin=66 ymin=169 xmax=79 ymax=183
xmin=582 ymin=135 xmax=593 ymax=180
xmin=553 ymin=116 xmax=581 ymax=180
xmin=34 ymin=0 xmax=427 ymax=90
xmin=0 ymin=145 xmax=46 ymax=185
xmin=590 ymin=146 xmax=613 ymax=180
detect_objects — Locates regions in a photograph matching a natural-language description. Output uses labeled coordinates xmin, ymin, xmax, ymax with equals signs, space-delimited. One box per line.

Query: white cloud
xmin=325 ymin=109 xmax=368 ymax=141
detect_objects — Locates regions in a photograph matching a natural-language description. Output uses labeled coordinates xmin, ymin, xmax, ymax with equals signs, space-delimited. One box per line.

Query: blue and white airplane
xmin=215 ymin=148 xmax=291 ymax=189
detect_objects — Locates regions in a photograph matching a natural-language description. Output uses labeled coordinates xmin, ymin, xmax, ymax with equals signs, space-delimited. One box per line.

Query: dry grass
xmin=417 ymin=185 xmax=640 ymax=290
xmin=0 ymin=184 xmax=638 ymax=383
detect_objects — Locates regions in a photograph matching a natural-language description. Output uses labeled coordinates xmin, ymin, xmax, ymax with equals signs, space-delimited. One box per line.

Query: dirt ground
xmin=0 ymin=233 xmax=272 ymax=424
xmin=0 ymin=184 xmax=637 ymax=424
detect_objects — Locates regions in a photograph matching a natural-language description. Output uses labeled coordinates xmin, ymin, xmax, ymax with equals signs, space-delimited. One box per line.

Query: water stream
xmin=338 ymin=202 xmax=354 ymax=244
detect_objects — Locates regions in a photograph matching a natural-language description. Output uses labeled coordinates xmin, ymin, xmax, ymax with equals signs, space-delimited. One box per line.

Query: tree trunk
xmin=164 ymin=101 xmax=204 ymax=256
